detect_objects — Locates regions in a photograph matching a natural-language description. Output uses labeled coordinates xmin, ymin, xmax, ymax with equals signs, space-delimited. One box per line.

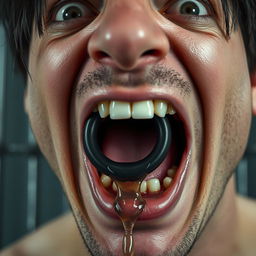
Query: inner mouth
xmin=100 ymin=118 xmax=158 ymax=163
xmin=86 ymin=100 xmax=186 ymax=196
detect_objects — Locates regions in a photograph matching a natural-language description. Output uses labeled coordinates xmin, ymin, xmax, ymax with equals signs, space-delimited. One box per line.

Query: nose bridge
xmin=88 ymin=1 xmax=169 ymax=70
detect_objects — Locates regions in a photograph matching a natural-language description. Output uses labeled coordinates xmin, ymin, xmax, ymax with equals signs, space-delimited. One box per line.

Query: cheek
xmin=220 ymin=75 xmax=251 ymax=171
xmin=167 ymin=28 xmax=251 ymax=170
xmin=179 ymin=30 xmax=251 ymax=127
xmin=26 ymin=81 xmax=59 ymax=173
xmin=35 ymin=34 xmax=93 ymax=129
xmin=25 ymin=39 xmax=76 ymax=173
xmin=26 ymin=31 xmax=93 ymax=192
xmin=204 ymin=35 xmax=251 ymax=165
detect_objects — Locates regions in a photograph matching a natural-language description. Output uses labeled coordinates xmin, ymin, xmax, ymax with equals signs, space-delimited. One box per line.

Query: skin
xmin=1 ymin=0 xmax=256 ymax=255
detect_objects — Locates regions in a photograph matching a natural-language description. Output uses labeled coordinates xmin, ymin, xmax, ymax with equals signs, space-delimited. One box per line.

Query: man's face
xmin=25 ymin=0 xmax=252 ymax=255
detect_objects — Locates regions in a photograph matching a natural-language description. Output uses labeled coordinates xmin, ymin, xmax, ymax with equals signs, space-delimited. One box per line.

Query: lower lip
xmin=84 ymin=147 xmax=191 ymax=220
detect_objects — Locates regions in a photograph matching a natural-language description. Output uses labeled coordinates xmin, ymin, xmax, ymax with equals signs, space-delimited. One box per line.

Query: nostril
xmin=142 ymin=49 xmax=163 ymax=58
xmin=95 ymin=51 xmax=110 ymax=60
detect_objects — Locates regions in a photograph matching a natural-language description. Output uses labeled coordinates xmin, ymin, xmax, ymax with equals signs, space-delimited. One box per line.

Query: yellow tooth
xmin=147 ymin=178 xmax=160 ymax=193
xmin=163 ymin=177 xmax=172 ymax=189
xmin=140 ymin=180 xmax=147 ymax=193
xmin=112 ymin=182 xmax=118 ymax=192
xmin=168 ymin=104 xmax=176 ymax=115
xmin=167 ymin=167 xmax=177 ymax=178
xmin=98 ymin=101 xmax=110 ymax=118
xmin=154 ymin=100 xmax=167 ymax=117
xmin=100 ymin=174 xmax=112 ymax=188
xmin=132 ymin=100 xmax=154 ymax=119
xmin=110 ymin=101 xmax=131 ymax=119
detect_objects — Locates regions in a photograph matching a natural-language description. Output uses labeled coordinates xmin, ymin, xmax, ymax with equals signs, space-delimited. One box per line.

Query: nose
xmin=88 ymin=2 xmax=169 ymax=71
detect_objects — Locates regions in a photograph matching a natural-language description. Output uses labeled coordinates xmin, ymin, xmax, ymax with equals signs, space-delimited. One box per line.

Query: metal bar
xmin=26 ymin=119 xmax=39 ymax=230
xmin=62 ymin=193 xmax=69 ymax=211
xmin=26 ymin=156 xmax=38 ymax=232
xmin=28 ymin=126 xmax=36 ymax=146
xmin=0 ymin=157 xmax=3 ymax=247
xmin=0 ymin=25 xmax=6 ymax=144
xmin=236 ymin=158 xmax=248 ymax=196
xmin=0 ymin=144 xmax=40 ymax=155
xmin=0 ymin=24 xmax=7 ymax=248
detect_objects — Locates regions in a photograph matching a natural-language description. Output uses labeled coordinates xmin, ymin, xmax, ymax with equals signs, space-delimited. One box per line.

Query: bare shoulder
xmin=236 ymin=195 xmax=256 ymax=256
xmin=0 ymin=213 xmax=88 ymax=256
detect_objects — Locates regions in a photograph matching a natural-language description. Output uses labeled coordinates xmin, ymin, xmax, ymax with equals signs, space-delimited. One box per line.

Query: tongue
xmin=101 ymin=119 xmax=175 ymax=180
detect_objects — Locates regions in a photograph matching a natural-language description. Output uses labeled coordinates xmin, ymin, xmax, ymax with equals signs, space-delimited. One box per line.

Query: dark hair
xmin=0 ymin=0 xmax=256 ymax=75
xmin=0 ymin=0 xmax=45 ymax=75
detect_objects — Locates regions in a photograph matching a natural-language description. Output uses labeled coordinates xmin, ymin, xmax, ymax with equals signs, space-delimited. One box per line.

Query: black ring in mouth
xmin=83 ymin=112 xmax=172 ymax=181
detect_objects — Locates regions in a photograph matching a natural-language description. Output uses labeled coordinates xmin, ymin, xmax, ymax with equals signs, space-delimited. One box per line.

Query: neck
xmin=190 ymin=176 xmax=238 ymax=256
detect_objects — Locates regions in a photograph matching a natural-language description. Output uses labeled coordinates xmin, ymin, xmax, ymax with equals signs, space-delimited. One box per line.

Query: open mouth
xmin=83 ymin=99 xmax=191 ymax=220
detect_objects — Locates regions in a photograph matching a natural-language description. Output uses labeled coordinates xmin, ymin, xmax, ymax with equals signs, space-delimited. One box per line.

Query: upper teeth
xmin=97 ymin=100 xmax=176 ymax=119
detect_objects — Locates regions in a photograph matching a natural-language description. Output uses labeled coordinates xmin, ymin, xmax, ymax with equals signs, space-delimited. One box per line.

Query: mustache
xmin=76 ymin=65 xmax=191 ymax=97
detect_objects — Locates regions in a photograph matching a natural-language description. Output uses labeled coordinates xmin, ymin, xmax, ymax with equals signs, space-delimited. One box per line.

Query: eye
xmin=55 ymin=2 xmax=91 ymax=21
xmin=164 ymin=0 xmax=209 ymax=16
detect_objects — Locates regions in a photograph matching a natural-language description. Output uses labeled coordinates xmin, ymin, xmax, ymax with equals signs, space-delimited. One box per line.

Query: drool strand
xmin=113 ymin=180 xmax=146 ymax=256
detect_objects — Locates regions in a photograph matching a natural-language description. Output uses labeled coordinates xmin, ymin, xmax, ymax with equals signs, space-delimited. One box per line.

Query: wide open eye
xmin=55 ymin=2 xmax=91 ymax=21
xmin=165 ymin=0 xmax=209 ymax=16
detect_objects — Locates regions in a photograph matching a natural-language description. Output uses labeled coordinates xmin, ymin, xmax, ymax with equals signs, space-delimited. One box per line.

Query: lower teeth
xmin=163 ymin=177 xmax=173 ymax=189
xmin=100 ymin=166 xmax=176 ymax=194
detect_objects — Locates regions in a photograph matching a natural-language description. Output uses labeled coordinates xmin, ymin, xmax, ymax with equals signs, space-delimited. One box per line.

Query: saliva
xmin=114 ymin=179 xmax=146 ymax=256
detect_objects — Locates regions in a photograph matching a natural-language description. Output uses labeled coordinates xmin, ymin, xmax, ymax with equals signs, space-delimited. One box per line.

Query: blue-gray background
xmin=0 ymin=25 xmax=255 ymax=249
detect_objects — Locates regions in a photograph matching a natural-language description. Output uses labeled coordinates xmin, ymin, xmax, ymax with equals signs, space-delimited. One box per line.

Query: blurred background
xmin=0 ymin=24 xmax=256 ymax=250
